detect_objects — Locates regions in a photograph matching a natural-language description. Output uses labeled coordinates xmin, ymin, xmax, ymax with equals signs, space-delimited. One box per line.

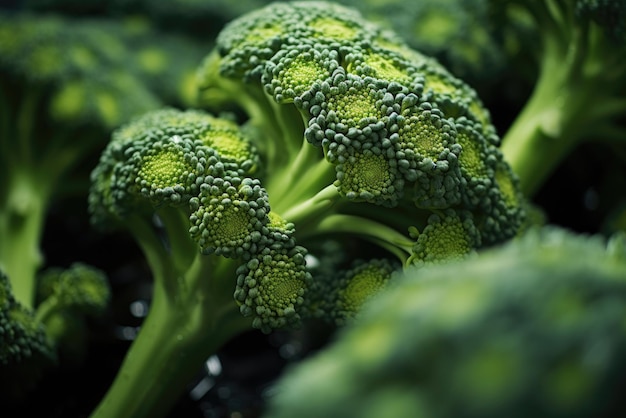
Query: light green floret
xmin=308 ymin=16 xmax=360 ymax=42
xmin=419 ymin=65 xmax=479 ymax=119
xmin=333 ymin=146 xmax=405 ymax=207
xmin=479 ymin=158 xmax=527 ymax=245
xmin=345 ymin=48 xmax=423 ymax=88
xmin=454 ymin=117 xmax=498 ymax=207
xmin=299 ymin=1 xmax=375 ymax=44
xmin=389 ymin=102 xmax=462 ymax=208
xmin=234 ymin=245 xmax=312 ymax=333
xmin=264 ymin=211 xmax=297 ymax=249
xmin=325 ymin=76 xmax=385 ymax=129
xmin=199 ymin=117 xmax=260 ymax=175
xmin=305 ymin=74 xmax=389 ymax=150
xmin=112 ymin=108 xmax=211 ymax=143
xmin=334 ymin=258 xmax=399 ymax=325
xmin=215 ymin=2 xmax=307 ymax=78
xmin=264 ymin=45 xmax=341 ymax=104
xmin=409 ymin=209 xmax=481 ymax=265
xmin=189 ymin=176 xmax=270 ymax=258
xmin=130 ymin=136 xmax=214 ymax=206
xmin=395 ymin=102 xmax=458 ymax=170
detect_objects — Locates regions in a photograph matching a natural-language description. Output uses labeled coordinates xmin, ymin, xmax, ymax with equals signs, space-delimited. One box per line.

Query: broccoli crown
xmin=199 ymin=0 xmax=526 ymax=263
xmin=264 ymin=228 xmax=626 ymax=418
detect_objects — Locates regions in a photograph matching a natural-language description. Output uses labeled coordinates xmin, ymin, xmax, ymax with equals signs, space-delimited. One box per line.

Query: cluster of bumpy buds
xmin=197 ymin=0 xmax=528 ymax=277
xmin=189 ymin=176 xmax=271 ymax=259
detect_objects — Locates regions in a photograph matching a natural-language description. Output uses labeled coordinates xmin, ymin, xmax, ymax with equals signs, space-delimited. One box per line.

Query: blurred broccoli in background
xmin=0 ymin=11 xmax=159 ymax=310
xmin=492 ymin=0 xmax=626 ymax=196
xmin=1 ymin=263 xmax=110 ymax=404
xmin=265 ymin=227 xmax=626 ymax=418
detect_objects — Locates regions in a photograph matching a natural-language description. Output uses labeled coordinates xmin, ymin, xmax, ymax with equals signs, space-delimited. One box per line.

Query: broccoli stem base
xmin=90 ymin=269 xmax=251 ymax=418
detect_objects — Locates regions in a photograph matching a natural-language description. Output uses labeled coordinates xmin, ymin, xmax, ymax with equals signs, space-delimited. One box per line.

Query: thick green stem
xmin=0 ymin=169 xmax=52 ymax=308
xmin=500 ymin=36 xmax=586 ymax=196
xmin=90 ymin=255 xmax=251 ymax=418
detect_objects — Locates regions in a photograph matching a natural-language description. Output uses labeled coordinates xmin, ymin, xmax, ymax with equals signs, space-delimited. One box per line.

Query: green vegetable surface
xmin=265 ymin=227 xmax=626 ymax=418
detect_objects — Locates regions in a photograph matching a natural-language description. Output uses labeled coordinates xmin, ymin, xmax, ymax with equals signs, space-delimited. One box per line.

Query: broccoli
xmin=86 ymin=2 xmax=527 ymax=416
xmin=0 ymin=269 xmax=55 ymax=403
xmin=198 ymin=0 xmax=525 ymax=252
xmin=88 ymin=108 xmax=300 ymax=418
xmin=1 ymin=263 xmax=110 ymax=404
xmin=491 ymin=0 xmax=626 ymax=196
xmin=35 ymin=262 xmax=111 ymax=361
xmin=0 ymin=11 xmax=160 ymax=312
xmin=304 ymin=258 xmax=401 ymax=325
xmin=264 ymin=227 xmax=626 ymax=418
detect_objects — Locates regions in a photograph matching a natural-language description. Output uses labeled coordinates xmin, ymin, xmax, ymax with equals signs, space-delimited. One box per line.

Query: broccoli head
xmin=198 ymin=0 xmax=526 ymax=257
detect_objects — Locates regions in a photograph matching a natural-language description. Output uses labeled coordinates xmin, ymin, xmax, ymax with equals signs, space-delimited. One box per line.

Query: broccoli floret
xmin=305 ymin=258 xmax=400 ymax=326
xmin=1 ymin=261 xmax=111 ymax=403
xmin=34 ymin=263 xmax=110 ymax=358
xmin=264 ymin=227 xmax=626 ymax=418
xmin=408 ymin=209 xmax=482 ymax=265
xmin=0 ymin=269 xmax=56 ymax=404
xmin=235 ymin=245 xmax=312 ymax=332
xmin=492 ymin=0 xmax=626 ymax=195
xmin=189 ymin=176 xmax=270 ymax=257
xmin=87 ymin=2 xmax=528 ymax=416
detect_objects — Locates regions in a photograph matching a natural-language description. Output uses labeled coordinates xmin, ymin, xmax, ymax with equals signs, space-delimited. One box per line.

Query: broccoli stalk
xmin=90 ymin=249 xmax=248 ymax=418
xmin=496 ymin=0 xmax=626 ymax=196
